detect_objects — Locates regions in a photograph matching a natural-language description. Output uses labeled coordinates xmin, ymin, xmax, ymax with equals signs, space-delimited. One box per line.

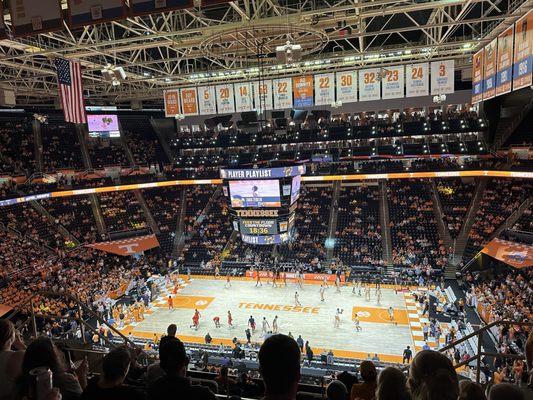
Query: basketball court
xmin=118 ymin=276 xmax=432 ymax=363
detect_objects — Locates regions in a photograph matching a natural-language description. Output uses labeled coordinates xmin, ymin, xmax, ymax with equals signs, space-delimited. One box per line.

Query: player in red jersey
xmin=213 ymin=316 xmax=221 ymax=328
xmin=190 ymin=309 xmax=201 ymax=330
xmin=167 ymin=295 xmax=173 ymax=310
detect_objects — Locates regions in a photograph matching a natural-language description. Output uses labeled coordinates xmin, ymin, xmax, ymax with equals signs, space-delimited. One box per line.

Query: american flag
xmin=54 ymin=58 xmax=87 ymax=124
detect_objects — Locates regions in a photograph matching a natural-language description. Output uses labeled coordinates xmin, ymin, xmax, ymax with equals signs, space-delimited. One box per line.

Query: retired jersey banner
xmin=216 ymin=84 xmax=235 ymax=114
xmin=496 ymin=25 xmax=514 ymax=96
xmin=86 ymin=235 xmax=160 ymax=256
xmin=481 ymin=238 xmax=533 ymax=269
xmin=293 ymin=76 xmax=314 ymax=108
xmin=253 ymin=80 xmax=273 ymax=111
xmin=314 ymin=73 xmax=335 ymax=106
xmin=198 ymin=85 xmax=217 ymax=115
xmin=472 ymin=50 xmax=484 ymax=103
xmin=406 ymin=63 xmax=429 ymax=98
xmin=359 ymin=68 xmax=380 ymax=101
xmin=164 ymin=89 xmax=180 ymax=117
xmin=483 ymin=39 xmax=497 ymax=100
xmin=513 ymin=10 xmax=533 ymax=91
xmin=234 ymin=82 xmax=253 ymax=112
xmin=180 ymin=88 xmax=198 ymax=116
xmin=431 ymin=60 xmax=454 ymax=95
xmin=382 ymin=65 xmax=404 ymax=99
xmin=129 ymin=0 xmax=194 ymax=16
xmin=273 ymin=78 xmax=293 ymax=110
xmin=336 ymin=71 xmax=357 ymax=103
xmin=67 ymin=0 xmax=126 ymax=27
xmin=9 ymin=0 xmax=63 ymax=36
xmin=0 ymin=4 xmax=6 ymax=39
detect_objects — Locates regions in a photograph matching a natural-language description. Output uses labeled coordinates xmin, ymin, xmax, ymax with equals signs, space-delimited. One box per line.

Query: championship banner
xmin=495 ymin=25 xmax=514 ymax=96
xmin=314 ymin=73 xmax=335 ymax=106
xmin=336 ymin=71 xmax=357 ymax=103
xmin=9 ymin=0 xmax=63 ymax=36
xmin=86 ymin=234 xmax=160 ymax=256
xmin=483 ymin=39 xmax=497 ymax=100
xmin=234 ymin=82 xmax=253 ymax=112
xmin=215 ymin=84 xmax=235 ymax=114
xmin=163 ymin=89 xmax=180 ymax=117
xmin=382 ymin=65 xmax=404 ymax=99
xmin=245 ymin=270 xmax=345 ymax=283
xmin=512 ymin=10 xmax=533 ymax=91
xmin=293 ymin=76 xmax=314 ymax=108
xmin=252 ymin=80 xmax=273 ymax=111
xmin=480 ymin=238 xmax=533 ymax=269
xmin=273 ymin=78 xmax=293 ymax=110
xmin=67 ymin=0 xmax=126 ymax=27
xmin=198 ymin=85 xmax=217 ymax=115
xmin=359 ymin=68 xmax=380 ymax=101
xmin=406 ymin=63 xmax=429 ymax=97
xmin=431 ymin=60 xmax=454 ymax=95
xmin=180 ymin=87 xmax=198 ymax=116
xmin=472 ymin=50 xmax=484 ymax=103
xmin=0 ymin=4 xmax=6 ymax=39
xmin=129 ymin=0 xmax=194 ymax=16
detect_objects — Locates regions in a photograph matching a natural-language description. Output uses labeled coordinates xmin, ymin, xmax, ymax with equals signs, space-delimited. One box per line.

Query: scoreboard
xmin=221 ymin=166 xmax=305 ymax=245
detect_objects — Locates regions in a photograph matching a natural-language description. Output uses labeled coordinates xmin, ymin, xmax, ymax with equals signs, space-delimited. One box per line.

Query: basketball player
xmin=190 ymin=309 xmax=201 ymax=330
xmin=225 ymin=272 xmax=232 ymax=288
xmin=272 ymin=315 xmax=279 ymax=333
xmin=354 ymin=315 xmax=362 ymax=332
xmin=364 ymin=284 xmax=371 ymax=301
xmin=323 ymin=275 xmax=329 ymax=288
xmin=272 ymin=269 xmax=277 ymax=288
xmin=261 ymin=317 xmax=270 ymax=334
xmin=227 ymin=311 xmax=233 ymax=328
xmin=376 ymin=287 xmax=382 ymax=304
xmin=388 ymin=306 xmax=394 ymax=321
xmin=295 ymin=291 xmax=302 ymax=306
xmin=320 ymin=285 xmax=325 ymax=302
xmin=213 ymin=316 xmax=221 ymax=328
xmin=334 ymin=308 xmax=343 ymax=328
xmin=335 ymin=275 xmax=341 ymax=293
xmin=295 ymin=270 xmax=303 ymax=289
xmin=248 ymin=315 xmax=256 ymax=334
xmin=255 ymin=270 xmax=262 ymax=287
xmin=283 ymin=271 xmax=287 ymax=287
xmin=167 ymin=295 xmax=173 ymax=310
xmin=214 ymin=265 xmax=220 ymax=279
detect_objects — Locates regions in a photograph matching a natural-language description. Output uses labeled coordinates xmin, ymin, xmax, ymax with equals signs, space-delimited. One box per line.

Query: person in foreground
xmin=350 ymin=361 xmax=377 ymax=400
xmin=147 ymin=337 xmax=216 ymax=400
xmin=81 ymin=347 xmax=145 ymax=400
xmin=376 ymin=367 xmax=411 ymax=400
xmin=407 ymin=350 xmax=459 ymax=400
xmin=259 ymin=334 xmax=301 ymax=400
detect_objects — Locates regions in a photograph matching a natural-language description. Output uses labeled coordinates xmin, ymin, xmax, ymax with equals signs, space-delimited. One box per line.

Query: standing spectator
xmin=259 ymin=334 xmax=301 ymax=400
xmin=376 ymin=367 xmax=411 ymax=400
xmin=402 ymin=346 xmax=412 ymax=364
xmin=81 ymin=347 xmax=145 ymax=400
xmin=407 ymin=350 xmax=458 ymax=400
xmin=350 ymin=361 xmax=377 ymax=400
xmin=0 ymin=320 xmax=26 ymax=400
xmin=296 ymin=335 xmax=304 ymax=352
xmin=148 ymin=338 xmax=215 ymax=400
xmin=305 ymin=341 xmax=314 ymax=364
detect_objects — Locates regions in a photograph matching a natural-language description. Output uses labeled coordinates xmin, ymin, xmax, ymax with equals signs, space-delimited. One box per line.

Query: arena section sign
xmin=86 ymin=234 xmax=160 ymax=256
xmin=495 ymin=25 xmax=514 ymax=96
xmin=252 ymin=80 xmax=273 ymax=111
xmin=483 ymin=39 xmax=497 ymax=100
xmin=9 ymin=0 xmax=63 ymax=37
xmin=129 ymin=0 xmax=194 ymax=16
xmin=431 ymin=60 xmax=454 ymax=95
xmin=336 ymin=71 xmax=357 ymax=103
xmin=406 ymin=63 xmax=429 ymax=97
xmin=471 ymin=50 xmax=484 ymax=104
xmin=67 ymin=0 xmax=126 ymax=27
xmin=481 ymin=238 xmax=532 ymax=269
xmin=513 ymin=10 xmax=533 ymax=91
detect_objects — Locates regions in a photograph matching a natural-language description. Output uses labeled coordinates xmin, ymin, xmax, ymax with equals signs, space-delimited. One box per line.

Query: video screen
xmin=290 ymin=175 xmax=301 ymax=204
xmin=229 ymin=179 xmax=281 ymax=208
xmin=88 ymin=114 xmax=120 ymax=138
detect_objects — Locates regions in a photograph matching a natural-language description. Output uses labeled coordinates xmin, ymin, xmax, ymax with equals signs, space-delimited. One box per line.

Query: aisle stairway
xmin=326 ymin=181 xmax=341 ymax=260
xmin=379 ymin=181 xmax=392 ymax=266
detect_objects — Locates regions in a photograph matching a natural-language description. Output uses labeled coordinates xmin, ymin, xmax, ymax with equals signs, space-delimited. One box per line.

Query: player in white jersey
xmin=335 ymin=275 xmax=341 ymax=293
xmin=320 ymin=285 xmax=325 ymax=302
xmin=262 ymin=317 xmax=270 ymax=334
xmin=294 ymin=291 xmax=302 ymax=306
xmin=354 ymin=315 xmax=362 ymax=331
xmin=214 ymin=265 xmax=220 ymax=279
xmin=376 ymin=287 xmax=382 ymax=304
xmin=388 ymin=306 xmax=394 ymax=321
xmin=334 ymin=308 xmax=343 ymax=328
xmin=225 ymin=272 xmax=232 ymax=288
xmin=364 ymin=284 xmax=371 ymax=301
xmin=272 ymin=315 xmax=279 ymax=333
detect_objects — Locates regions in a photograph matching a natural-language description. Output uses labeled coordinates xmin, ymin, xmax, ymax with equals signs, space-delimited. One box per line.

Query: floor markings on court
xmin=351 ymin=306 xmax=409 ymax=325
xmin=154 ymin=295 xmax=215 ymax=310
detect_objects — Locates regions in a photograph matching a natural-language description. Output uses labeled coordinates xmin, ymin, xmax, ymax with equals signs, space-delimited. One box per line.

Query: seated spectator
xmin=487 ymin=383 xmax=524 ymax=400
xmin=327 ymin=380 xmax=348 ymax=400
xmin=17 ymin=337 xmax=87 ymax=400
xmin=214 ymin=366 xmax=237 ymax=395
xmin=458 ymin=380 xmax=486 ymax=400
xmin=376 ymin=367 xmax=411 ymax=400
xmin=148 ymin=338 xmax=215 ymax=400
xmin=407 ymin=350 xmax=458 ymax=400
xmin=0 ymin=320 xmax=26 ymax=400
xmin=259 ymin=334 xmax=301 ymax=400
xmin=337 ymin=370 xmax=358 ymax=394
xmin=81 ymin=347 xmax=145 ymax=400
xmin=350 ymin=361 xmax=377 ymax=400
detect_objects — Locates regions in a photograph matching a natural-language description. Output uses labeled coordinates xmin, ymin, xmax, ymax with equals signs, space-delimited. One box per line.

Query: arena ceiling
xmin=0 ymin=0 xmax=531 ymax=106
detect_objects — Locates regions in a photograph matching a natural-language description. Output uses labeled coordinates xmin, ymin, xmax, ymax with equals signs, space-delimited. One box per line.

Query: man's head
xmin=159 ymin=338 xmax=189 ymax=376
xmin=167 ymin=324 xmax=177 ymax=337
xmin=326 ymin=380 xmax=347 ymax=400
xmin=102 ymin=347 xmax=131 ymax=385
xmin=487 ymin=383 xmax=524 ymax=400
xmin=259 ymin=334 xmax=301 ymax=398
xmin=359 ymin=361 xmax=377 ymax=383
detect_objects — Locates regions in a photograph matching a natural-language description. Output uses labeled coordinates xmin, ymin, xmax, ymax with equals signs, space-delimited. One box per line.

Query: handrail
xmin=5 ymin=290 xmax=152 ymax=360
